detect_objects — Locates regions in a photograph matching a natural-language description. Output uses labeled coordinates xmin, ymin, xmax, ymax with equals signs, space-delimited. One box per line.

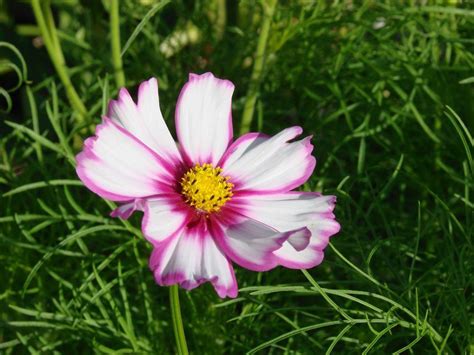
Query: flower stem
xmin=110 ymin=0 xmax=125 ymax=88
xmin=169 ymin=285 xmax=189 ymax=355
xmin=239 ymin=0 xmax=277 ymax=135
xmin=31 ymin=0 xmax=87 ymax=122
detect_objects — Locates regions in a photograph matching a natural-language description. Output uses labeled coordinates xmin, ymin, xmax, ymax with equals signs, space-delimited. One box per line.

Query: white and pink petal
xmin=142 ymin=195 xmax=192 ymax=245
xmin=212 ymin=211 xmax=310 ymax=272
xmin=273 ymin=216 xmax=340 ymax=269
xmin=220 ymin=127 xmax=315 ymax=193
xmin=149 ymin=220 xmax=238 ymax=298
xmin=108 ymin=78 xmax=181 ymax=165
xmin=229 ymin=192 xmax=337 ymax=231
xmin=110 ymin=199 xmax=145 ymax=219
xmin=228 ymin=192 xmax=340 ymax=269
xmin=175 ymin=73 xmax=234 ymax=166
xmin=76 ymin=118 xmax=176 ymax=201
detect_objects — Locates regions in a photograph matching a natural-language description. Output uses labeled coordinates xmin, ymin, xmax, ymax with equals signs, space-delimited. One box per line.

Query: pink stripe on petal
xmin=141 ymin=194 xmax=192 ymax=246
xmin=175 ymin=72 xmax=235 ymax=166
xmin=149 ymin=219 xmax=238 ymax=298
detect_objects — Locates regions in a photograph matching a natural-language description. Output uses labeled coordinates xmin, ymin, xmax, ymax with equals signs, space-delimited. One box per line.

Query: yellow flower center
xmin=180 ymin=163 xmax=234 ymax=213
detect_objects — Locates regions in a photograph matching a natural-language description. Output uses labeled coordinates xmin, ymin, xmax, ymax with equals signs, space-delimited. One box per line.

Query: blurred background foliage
xmin=0 ymin=0 xmax=472 ymax=353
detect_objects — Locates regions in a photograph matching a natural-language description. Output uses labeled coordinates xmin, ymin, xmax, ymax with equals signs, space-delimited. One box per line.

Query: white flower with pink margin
xmin=76 ymin=73 xmax=340 ymax=298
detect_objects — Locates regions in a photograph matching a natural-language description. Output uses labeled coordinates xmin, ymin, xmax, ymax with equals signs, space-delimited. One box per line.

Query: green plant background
xmin=0 ymin=0 xmax=472 ymax=353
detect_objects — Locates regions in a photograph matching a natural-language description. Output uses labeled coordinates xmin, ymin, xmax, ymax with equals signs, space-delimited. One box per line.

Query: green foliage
xmin=0 ymin=0 xmax=472 ymax=353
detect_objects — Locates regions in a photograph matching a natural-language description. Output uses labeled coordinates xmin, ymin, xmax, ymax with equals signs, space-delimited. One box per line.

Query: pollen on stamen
xmin=180 ymin=163 xmax=234 ymax=213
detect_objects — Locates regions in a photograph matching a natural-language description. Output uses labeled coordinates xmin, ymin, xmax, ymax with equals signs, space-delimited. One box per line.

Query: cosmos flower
xmin=76 ymin=73 xmax=340 ymax=298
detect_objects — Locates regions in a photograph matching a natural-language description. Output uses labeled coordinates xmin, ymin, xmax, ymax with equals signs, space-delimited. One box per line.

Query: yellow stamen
xmin=180 ymin=163 xmax=233 ymax=213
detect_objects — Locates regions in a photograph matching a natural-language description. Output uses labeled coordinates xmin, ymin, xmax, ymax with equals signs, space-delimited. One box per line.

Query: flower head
xmin=76 ymin=73 xmax=340 ymax=298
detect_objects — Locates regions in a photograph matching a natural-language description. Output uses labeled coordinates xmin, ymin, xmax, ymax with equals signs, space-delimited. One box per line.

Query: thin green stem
xmin=25 ymin=85 xmax=43 ymax=164
xmin=302 ymin=270 xmax=352 ymax=321
xmin=110 ymin=0 xmax=125 ymax=88
xmin=169 ymin=285 xmax=189 ymax=355
xmin=42 ymin=1 xmax=64 ymax=64
xmin=31 ymin=0 xmax=87 ymax=121
xmin=239 ymin=0 xmax=277 ymax=134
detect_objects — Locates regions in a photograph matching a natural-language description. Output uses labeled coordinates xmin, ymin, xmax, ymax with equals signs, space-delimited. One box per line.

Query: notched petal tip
xmin=188 ymin=72 xmax=200 ymax=80
xmin=137 ymin=77 xmax=158 ymax=100
xmin=215 ymin=280 xmax=238 ymax=298
xmin=187 ymin=72 xmax=235 ymax=90
xmin=118 ymin=87 xmax=133 ymax=101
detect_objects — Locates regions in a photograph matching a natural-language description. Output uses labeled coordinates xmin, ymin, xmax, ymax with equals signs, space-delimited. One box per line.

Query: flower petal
xmin=149 ymin=220 xmax=238 ymax=298
xmin=142 ymin=195 xmax=192 ymax=245
xmin=76 ymin=118 xmax=176 ymax=201
xmin=108 ymin=78 xmax=181 ymax=165
xmin=229 ymin=192 xmax=340 ymax=269
xmin=220 ymin=127 xmax=315 ymax=193
xmin=286 ymin=227 xmax=311 ymax=251
xmin=175 ymin=73 xmax=234 ymax=165
xmin=211 ymin=211 xmax=309 ymax=272
xmin=274 ymin=217 xmax=340 ymax=269
xmin=110 ymin=199 xmax=145 ymax=219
